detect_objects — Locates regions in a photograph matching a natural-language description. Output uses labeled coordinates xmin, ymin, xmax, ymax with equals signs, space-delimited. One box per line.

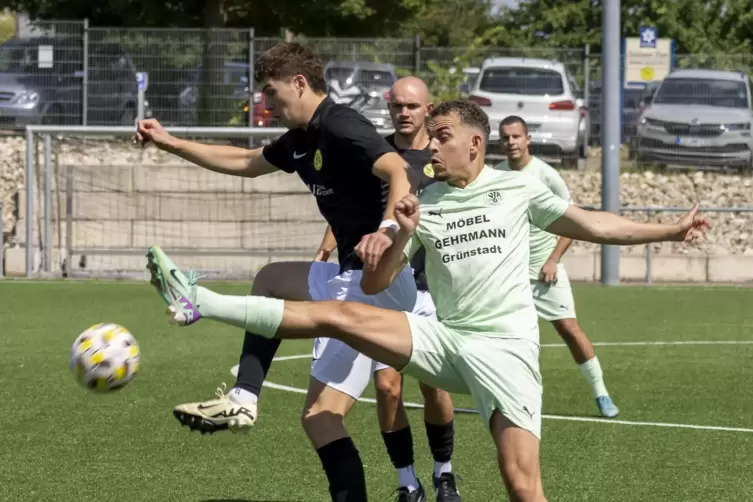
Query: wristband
xmin=379 ymin=219 xmax=399 ymax=233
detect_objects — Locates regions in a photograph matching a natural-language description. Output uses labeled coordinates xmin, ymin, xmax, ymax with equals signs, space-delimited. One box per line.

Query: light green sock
xmin=579 ymin=356 xmax=609 ymax=398
xmin=196 ymin=287 xmax=284 ymax=338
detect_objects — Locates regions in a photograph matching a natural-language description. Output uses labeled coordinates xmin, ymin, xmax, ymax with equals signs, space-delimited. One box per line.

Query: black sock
xmin=317 ymin=437 xmax=368 ymax=502
xmin=425 ymin=421 xmax=454 ymax=463
xmin=380 ymin=426 xmax=415 ymax=469
xmin=234 ymin=332 xmax=282 ymax=397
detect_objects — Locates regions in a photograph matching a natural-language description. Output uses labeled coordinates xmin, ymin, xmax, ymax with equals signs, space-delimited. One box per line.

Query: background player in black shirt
xmin=135 ymin=42 xmax=418 ymax=502
xmin=315 ymin=77 xmax=461 ymax=502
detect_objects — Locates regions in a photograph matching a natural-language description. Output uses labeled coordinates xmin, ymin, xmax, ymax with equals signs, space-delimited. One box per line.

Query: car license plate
xmin=676 ymin=136 xmax=705 ymax=147
xmin=530 ymin=131 xmax=553 ymax=140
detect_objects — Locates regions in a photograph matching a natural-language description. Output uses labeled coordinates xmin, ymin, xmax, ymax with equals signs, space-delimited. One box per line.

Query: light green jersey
xmin=403 ymin=165 xmax=569 ymax=341
xmin=495 ymin=157 xmax=572 ymax=280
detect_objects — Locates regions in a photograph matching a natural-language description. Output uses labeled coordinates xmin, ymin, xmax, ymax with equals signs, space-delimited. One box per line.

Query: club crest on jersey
xmin=314 ymin=149 xmax=323 ymax=171
xmin=423 ymin=163 xmax=434 ymax=178
xmin=484 ymin=190 xmax=502 ymax=205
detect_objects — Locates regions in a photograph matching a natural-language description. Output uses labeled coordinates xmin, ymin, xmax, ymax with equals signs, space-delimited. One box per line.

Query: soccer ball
xmin=69 ymin=323 xmax=141 ymax=392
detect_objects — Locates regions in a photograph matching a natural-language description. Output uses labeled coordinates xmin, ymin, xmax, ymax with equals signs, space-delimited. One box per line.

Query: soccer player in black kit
xmin=135 ymin=43 xmax=416 ymax=501
xmin=315 ymin=76 xmax=461 ymax=502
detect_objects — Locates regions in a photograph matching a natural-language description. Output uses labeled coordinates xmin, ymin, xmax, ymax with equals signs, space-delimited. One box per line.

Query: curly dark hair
xmin=429 ymin=100 xmax=491 ymax=139
xmin=254 ymin=42 xmax=327 ymax=94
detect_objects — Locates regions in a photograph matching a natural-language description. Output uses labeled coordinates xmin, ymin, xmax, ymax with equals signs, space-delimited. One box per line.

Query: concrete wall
xmin=559 ymin=252 xmax=753 ymax=283
xmin=4 ymin=140 xmax=753 ymax=282
xmin=5 ymin=246 xmax=753 ymax=283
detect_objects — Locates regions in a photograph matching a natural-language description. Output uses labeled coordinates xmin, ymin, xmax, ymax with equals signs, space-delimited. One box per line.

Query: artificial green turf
xmin=1 ymin=281 xmax=751 ymax=501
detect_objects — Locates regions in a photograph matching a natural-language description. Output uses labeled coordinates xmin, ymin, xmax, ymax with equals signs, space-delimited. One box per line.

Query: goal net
xmin=17 ymin=132 xmax=328 ymax=280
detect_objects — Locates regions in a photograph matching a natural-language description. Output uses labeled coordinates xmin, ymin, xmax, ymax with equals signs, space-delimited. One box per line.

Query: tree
xmin=494 ymin=0 xmax=753 ymax=58
xmin=489 ymin=0 xmax=753 ymax=85
xmin=398 ymin=0 xmax=497 ymax=47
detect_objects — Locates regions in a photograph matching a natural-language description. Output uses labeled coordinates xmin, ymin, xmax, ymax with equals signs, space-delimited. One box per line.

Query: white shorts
xmin=308 ymin=261 xmax=418 ymax=399
xmin=404 ymin=314 xmax=543 ymax=438
xmin=531 ymin=263 xmax=576 ymax=321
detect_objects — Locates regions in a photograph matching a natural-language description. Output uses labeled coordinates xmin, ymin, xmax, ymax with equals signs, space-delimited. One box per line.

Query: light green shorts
xmin=403 ymin=313 xmax=543 ymax=439
xmin=531 ymin=263 xmax=576 ymax=321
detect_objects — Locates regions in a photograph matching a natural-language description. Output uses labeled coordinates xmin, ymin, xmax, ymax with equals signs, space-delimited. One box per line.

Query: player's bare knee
xmin=503 ymin=467 xmax=539 ymax=502
xmin=374 ymin=370 xmax=403 ymax=403
xmin=328 ymin=301 xmax=369 ymax=334
xmin=300 ymin=402 xmax=345 ymax=435
xmin=250 ymin=263 xmax=277 ymax=295
xmin=251 ymin=261 xmax=311 ymax=299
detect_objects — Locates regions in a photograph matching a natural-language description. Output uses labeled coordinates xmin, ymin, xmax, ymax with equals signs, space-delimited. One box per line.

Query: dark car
xmin=0 ymin=36 xmax=148 ymax=127
xmin=588 ymin=82 xmax=647 ymax=144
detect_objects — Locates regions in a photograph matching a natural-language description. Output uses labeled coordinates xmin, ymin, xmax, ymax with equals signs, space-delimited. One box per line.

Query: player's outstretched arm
xmin=546 ymin=203 xmax=711 ymax=245
xmin=134 ymin=119 xmax=278 ymax=178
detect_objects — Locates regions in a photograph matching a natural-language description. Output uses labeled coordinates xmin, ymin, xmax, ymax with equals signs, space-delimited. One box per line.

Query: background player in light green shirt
xmin=146 ymin=100 xmax=710 ymax=501
xmin=495 ymin=115 xmax=619 ymax=419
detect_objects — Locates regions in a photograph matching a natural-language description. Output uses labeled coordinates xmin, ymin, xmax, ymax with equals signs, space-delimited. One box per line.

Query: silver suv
xmin=469 ymin=57 xmax=588 ymax=168
xmin=635 ymin=69 xmax=753 ymax=170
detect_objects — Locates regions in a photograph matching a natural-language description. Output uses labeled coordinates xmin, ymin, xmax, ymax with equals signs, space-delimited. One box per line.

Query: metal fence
xmin=6 ymin=20 xmax=753 ymax=143
xmin=6 ymin=125 xmax=753 ymax=284
xmin=578 ymin=206 xmax=753 ymax=284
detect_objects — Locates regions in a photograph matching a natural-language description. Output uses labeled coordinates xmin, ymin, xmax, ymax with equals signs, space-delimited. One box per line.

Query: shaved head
xmin=390 ymin=76 xmax=431 ymax=104
xmin=388 ymin=76 xmax=433 ymax=139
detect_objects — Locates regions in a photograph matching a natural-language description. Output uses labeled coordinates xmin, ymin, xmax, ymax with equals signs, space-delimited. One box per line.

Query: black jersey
xmin=384 ymin=134 xmax=436 ymax=291
xmin=262 ymin=98 xmax=395 ymax=273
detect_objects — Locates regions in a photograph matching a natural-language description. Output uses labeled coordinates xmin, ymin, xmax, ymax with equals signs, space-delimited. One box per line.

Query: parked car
xmin=634 ymin=69 xmax=753 ymax=170
xmin=0 ymin=36 xmax=149 ymax=128
xmin=587 ymin=83 xmax=643 ymax=144
xmin=242 ymin=91 xmax=276 ymax=128
xmin=178 ymin=61 xmax=255 ymax=126
xmin=638 ymin=80 xmax=662 ymax=114
xmin=324 ymin=61 xmax=396 ymax=129
xmin=468 ymin=57 xmax=588 ymax=168
xmin=453 ymin=66 xmax=481 ymax=95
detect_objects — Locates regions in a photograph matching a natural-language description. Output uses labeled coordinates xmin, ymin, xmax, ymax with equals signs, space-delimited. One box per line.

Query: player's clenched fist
xmin=395 ymin=194 xmax=420 ymax=233
xmin=133 ymin=118 xmax=173 ymax=149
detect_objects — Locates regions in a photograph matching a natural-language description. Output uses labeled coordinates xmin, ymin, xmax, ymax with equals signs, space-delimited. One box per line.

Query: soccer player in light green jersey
xmin=495 ymin=115 xmax=619 ymax=419
xmin=145 ymin=100 xmax=709 ymax=501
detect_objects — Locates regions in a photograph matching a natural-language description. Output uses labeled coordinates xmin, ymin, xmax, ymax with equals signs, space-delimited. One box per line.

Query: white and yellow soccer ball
xmin=70 ymin=323 xmax=141 ymax=392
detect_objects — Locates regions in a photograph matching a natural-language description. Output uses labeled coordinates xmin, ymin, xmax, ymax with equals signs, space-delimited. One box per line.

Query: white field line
xmin=228 ymin=348 xmax=753 ymax=434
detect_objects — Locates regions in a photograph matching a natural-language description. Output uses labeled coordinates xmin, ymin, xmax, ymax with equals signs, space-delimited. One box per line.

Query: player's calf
xmin=419 ymin=382 xmax=462 ymax=501
xmin=301 ymin=378 xmax=369 ymax=501
xmin=301 ymin=378 xmax=356 ymax=447
xmin=375 ymin=369 xmax=425 ymax=499
xmin=232 ymin=261 xmax=312 ymax=404
xmin=552 ymin=318 xmax=619 ymax=418
xmin=375 ymin=369 xmax=409 ymax=430
xmin=490 ymin=411 xmax=546 ymax=502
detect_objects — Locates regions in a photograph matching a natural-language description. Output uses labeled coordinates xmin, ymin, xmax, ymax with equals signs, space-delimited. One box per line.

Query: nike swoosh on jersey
xmin=293 ymin=151 xmax=306 ymax=159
